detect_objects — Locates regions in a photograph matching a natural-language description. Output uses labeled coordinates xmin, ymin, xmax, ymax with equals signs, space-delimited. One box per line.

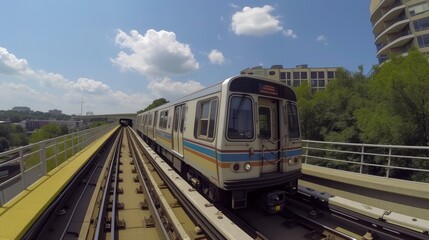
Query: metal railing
xmin=0 ymin=124 xmax=116 ymax=205
xmin=302 ymin=140 xmax=429 ymax=183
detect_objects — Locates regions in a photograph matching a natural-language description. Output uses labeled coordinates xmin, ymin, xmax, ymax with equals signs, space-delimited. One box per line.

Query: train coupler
xmin=260 ymin=190 xmax=287 ymax=214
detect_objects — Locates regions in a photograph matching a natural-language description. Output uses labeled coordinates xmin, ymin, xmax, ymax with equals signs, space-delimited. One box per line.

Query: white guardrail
xmin=302 ymin=140 xmax=429 ymax=183
xmin=0 ymin=124 xmax=116 ymax=205
xmin=2 ymin=135 xmax=428 ymax=205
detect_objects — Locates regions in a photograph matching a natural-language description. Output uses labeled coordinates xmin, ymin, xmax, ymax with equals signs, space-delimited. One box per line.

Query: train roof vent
xmin=271 ymin=65 xmax=283 ymax=69
xmin=251 ymin=66 xmax=263 ymax=69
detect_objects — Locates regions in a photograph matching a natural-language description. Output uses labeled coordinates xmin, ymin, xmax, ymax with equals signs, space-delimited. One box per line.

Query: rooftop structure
xmin=11 ymin=107 xmax=31 ymax=113
xmin=240 ymin=64 xmax=339 ymax=89
xmin=370 ymin=0 xmax=429 ymax=64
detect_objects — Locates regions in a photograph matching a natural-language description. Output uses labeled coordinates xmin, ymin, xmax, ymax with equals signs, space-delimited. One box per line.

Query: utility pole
xmin=80 ymin=92 xmax=83 ymax=116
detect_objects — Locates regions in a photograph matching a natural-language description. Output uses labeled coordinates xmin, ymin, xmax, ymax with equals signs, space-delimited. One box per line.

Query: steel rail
xmin=21 ymin=129 xmax=119 ymax=240
xmin=126 ymin=129 xmax=171 ymax=239
xmin=94 ymin=129 xmax=122 ymax=239
xmin=295 ymin=186 xmax=429 ymax=240
xmin=110 ymin=131 xmax=122 ymax=239
xmin=58 ymin=148 xmax=104 ymax=239
xmin=129 ymin=129 xmax=227 ymax=240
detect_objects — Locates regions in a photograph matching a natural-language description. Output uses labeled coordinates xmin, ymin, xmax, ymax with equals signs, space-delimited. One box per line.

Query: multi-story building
xmin=370 ymin=0 xmax=429 ymax=64
xmin=11 ymin=106 xmax=31 ymax=113
xmin=240 ymin=64 xmax=339 ymax=89
xmin=48 ymin=109 xmax=62 ymax=116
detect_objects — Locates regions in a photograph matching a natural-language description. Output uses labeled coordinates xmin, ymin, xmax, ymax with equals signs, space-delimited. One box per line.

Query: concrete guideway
xmin=131 ymin=128 xmax=255 ymax=240
xmin=300 ymin=164 xmax=429 ymax=220
xmin=0 ymin=127 xmax=119 ymax=239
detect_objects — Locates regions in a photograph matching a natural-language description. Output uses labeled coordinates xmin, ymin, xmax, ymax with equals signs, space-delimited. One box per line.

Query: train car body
xmin=136 ymin=75 xmax=302 ymax=208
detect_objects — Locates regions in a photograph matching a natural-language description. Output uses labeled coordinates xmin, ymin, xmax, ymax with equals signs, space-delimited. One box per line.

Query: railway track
xmin=27 ymin=126 xmax=429 ymax=240
xmin=33 ymin=128 xmax=198 ymax=239
xmin=232 ymin=187 xmax=429 ymax=240
xmin=34 ymin=127 xmax=253 ymax=240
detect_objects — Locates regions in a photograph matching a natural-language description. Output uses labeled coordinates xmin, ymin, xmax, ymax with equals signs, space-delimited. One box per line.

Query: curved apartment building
xmin=370 ymin=0 xmax=429 ymax=64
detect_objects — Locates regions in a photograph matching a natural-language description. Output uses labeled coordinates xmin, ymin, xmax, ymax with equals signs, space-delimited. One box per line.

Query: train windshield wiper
xmin=233 ymin=95 xmax=247 ymax=119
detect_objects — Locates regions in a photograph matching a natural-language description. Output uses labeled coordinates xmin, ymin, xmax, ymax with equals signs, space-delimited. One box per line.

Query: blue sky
xmin=0 ymin=1 xmax=376 ymax=115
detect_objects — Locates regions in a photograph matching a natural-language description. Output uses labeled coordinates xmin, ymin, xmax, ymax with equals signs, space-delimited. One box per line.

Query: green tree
xmin=0 ymin=125 xmax=11 ymax=139
xmin=0 ymin=137 xmax=10 ymax=152
xmin=355 ymin=49 xmax=429 ymax=146
xmin=30 ymin=124 xmax=63 ymax=143
xmin=296 ymin=67 xmax=368 ymax=143
xmin=60 ymin=124 xmax=69 ymax=135
xmin=9 ymin=125 xmax=29 ymax=147
xmin=354 ymin=49 xmax=429 ymax=180
xmin=138 ymin=98 xmax=169 ymax=113
xmin=9 ymin=115 xmax=21 ymax=123
xmin=89 ymin=121 xmax=107 ymax=128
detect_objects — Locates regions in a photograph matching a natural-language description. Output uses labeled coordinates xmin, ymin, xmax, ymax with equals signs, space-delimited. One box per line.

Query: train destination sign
xmin=258 ymin=84 xmax=278 ymax=96
xmin=229 ymin=77 xmax=297 ymax=101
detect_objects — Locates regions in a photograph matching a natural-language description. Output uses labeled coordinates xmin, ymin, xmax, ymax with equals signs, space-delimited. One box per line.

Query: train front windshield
xmin=227 ymin=95 xmax=254 ymax=140
xmin=286 ymin=102 xmax=300 ymax=138
xmin=228 ymin=76 xmax=301 ymax=140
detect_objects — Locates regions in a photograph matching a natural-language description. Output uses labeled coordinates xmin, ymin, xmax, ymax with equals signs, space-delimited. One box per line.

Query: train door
xmin=153 ymin=111 xmax=158 ymax=139
xmin=258 ymin=97 xmax=280 ymax=174
xmin=172 ymin=105 xmax=185 ymax=156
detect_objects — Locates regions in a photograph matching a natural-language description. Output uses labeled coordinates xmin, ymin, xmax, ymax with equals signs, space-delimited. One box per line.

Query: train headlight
xmin=244 ymin=162 xmax=251 ymax=172
xmin=288 ymin=158 xmax=293 ymax=166
xmin=233 ymin=163 xmax=240 ymax=171
xmin=294 ymin=157 xmax=299 ymax=163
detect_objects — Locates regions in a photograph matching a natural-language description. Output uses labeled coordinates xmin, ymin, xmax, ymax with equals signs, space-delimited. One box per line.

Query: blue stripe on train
xmin=156 ymin=130 xmax=172 ymax=140
xmin=184 ymin=140 xmax=302 ymax=163
xmin=184 ymin=140 xmax=216 ymax=158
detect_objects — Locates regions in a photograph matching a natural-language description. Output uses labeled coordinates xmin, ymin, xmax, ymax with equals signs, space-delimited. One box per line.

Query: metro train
xmin=135 ymin=75 xmax=302 ymax=209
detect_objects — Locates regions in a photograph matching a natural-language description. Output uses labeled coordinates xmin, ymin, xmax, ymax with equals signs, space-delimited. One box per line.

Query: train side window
xmin=208 ymin=100 xmax=217 ymax=138
xmin=180 ymin=105 xmax=186 ymax=133
xmin=195 ymin=98 xmax=218 ymax=140
xmin=227 ymin=96 xmax=254 ymax=140
xmin=158 ymin=112 xmax=163 ymax=128
xmin=159 ymin=110 xmax=169 ymax=129
xmin=173 ymin=109 xmax=179 ymax=131
xmin=286 ymin=102 xmax=300 ymax=138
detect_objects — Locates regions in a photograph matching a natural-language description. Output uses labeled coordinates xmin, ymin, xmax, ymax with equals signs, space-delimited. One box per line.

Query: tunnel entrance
xmin=119 ymin=118 xmax=133 ymax=127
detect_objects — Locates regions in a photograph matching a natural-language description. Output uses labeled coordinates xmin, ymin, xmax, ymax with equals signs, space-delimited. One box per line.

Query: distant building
xmin=12 ymin=106 xmax=31 ymax=113
xmin=370 ymin=0 xmax=429 ymax=64
xmin=86 ymin=111 xmax=94 ymax=116
xmin=240 ymin=64 xmax=339 ymax=89
xmin=48 ymin=109 xmax=62 ymax=116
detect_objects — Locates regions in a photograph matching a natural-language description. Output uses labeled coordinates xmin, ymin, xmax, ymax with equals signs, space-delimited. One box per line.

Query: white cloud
xmin=148 ymin=77 xmax=204 ymax=100
xmin=0 ymin=44 xmax=204 ymax=114
xmin=34 ymin=70 xmax=72 ymax=89
xmin=230 ymin=3 xmax=239 ymax=8
xmin=112 ymin=29 xmax=199 ymax=77
xmin=0 ymin=82 xmax=59 ymax=112
xmin=231 ymin=5 xmax=296 ymax=38
xmin=0 ymin=47 xmax=33 ymax=76
xmin=73 ymin=78 xmax=111 ymax=94
xmin=208 ymin=49 xmax=225 ymax=65
xmin=0 ymin=82 xmax=38 ymax=95
xmin=316 ymin=35 xmax=328 ymax=45
xmin=0 ymin=46 xmax=151 ymax=114
xmin=283 ymin=29 xmax=297 ymax=39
